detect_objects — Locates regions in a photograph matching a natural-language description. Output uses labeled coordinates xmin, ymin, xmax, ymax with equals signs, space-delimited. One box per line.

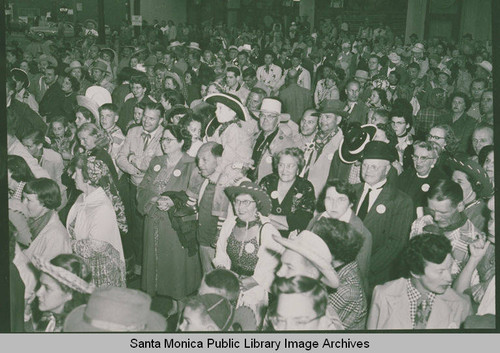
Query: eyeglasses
xmin=269 ymin=314 xmax=323 ymax=329
xmin=278 ymin=163 xmax=297 ymax=170
xmin=428 ymin=134 xmax=445 ymax=140
xmin=412 ymin=155 xmax=434 ymax=162
xmin=234 ymin=199 xmax=256 ymax=207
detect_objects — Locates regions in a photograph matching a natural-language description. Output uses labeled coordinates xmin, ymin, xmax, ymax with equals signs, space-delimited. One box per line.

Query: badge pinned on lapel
xmin=266 ymin=156 xmax=273 ymax=164
xmin=376 ymin=204 xmax=386 ymax=214
xmin=173 ymin=169 xmax=181 ymax=177
xmin=153 ymin=164 xmax=161 ymax=172
xmin=421 ymin=183 xmax=430 ymax=192
xmin=245 ymin=243 xmax=255 ymax=254
xmin=271 ymin=191 xmax=279 ymax=199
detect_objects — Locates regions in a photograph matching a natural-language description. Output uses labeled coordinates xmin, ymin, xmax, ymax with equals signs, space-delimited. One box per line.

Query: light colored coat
xmin=367 ymin=278 xmax=471 ymax=329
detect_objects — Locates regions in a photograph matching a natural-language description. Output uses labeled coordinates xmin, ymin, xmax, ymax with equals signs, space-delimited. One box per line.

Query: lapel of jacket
xmin=364 ymin=184 xmax=394 ymax=221
xmin=385 ymin=280 xmax=412 ymax=328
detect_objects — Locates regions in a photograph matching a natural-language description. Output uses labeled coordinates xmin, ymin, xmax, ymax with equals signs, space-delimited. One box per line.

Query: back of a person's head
xmin=200 ymin=269 xmax=240 ymax=306
xmin=8 ymin=154 xmax=36 ymax=183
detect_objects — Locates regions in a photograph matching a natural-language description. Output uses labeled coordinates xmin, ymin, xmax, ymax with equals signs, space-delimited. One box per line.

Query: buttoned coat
xmin=353 ymin=183 xmax=415 ymax=290
xmin=367 ymin=278 xmax=471 ymax=329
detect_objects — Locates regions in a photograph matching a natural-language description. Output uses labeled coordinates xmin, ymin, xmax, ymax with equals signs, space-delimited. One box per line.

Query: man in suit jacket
xmin=249 ymin=98 xmax=299 ymax=182
xmin=117 ymin=102 xmax=164 ymax=277
xmin=344 ymin=80 xmax=369 ymax=125
xmin=278 ymin=69 xmax=314 ymax=124
xmin=353 ymin=141 xmax=415 ymax=293
xmin=367 ymin=233 xmax=471 ymax=329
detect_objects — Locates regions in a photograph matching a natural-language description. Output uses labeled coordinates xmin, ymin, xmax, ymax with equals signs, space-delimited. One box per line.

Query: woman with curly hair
xmin=66 ymin=153 xmax=126 ymax=288
xmin=32 ymin=254 xmax=94 ymax=332
xmin=427 ymin=123 xmax=461 ymax=171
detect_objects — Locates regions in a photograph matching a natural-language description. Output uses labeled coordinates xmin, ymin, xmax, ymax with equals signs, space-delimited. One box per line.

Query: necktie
xmin=142 ymin=132 xmax=151 ymax=151
xmin=357 ymin=188 xmax=372 ymax=220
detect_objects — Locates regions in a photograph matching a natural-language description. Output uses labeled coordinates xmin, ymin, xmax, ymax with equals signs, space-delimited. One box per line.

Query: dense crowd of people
xmin=6 ymin=14 xmax=495 ymax=332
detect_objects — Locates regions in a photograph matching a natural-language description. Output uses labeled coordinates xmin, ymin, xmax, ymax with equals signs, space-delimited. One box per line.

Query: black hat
xmin=339 ymin=123 xmax=377 ymax=164
xmin=204 ymin=93 xmax=246 ymax=121
xmin=361 ymin=141 xmax=397 ymax=162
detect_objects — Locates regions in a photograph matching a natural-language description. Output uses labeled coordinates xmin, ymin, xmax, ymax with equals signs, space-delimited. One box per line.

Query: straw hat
xmin=272 ymin=230 xmax=340 ymax=288
xmin=225 ymin=181 xmax=272 ymax=216
xmin=168 ymin=41 xmax=185 ymax=48
xmin=31 ymin=255 xmax=95 ymax=294
xmin=37 ymin=54 xmax=58 ymax=67
xmin=339 ymin=123 xmax=377 ymax=164
xmin=63 ymin=287 xmax=166 ymax=332
xmin=65 ymin=60 xmax=84 ymax=74
xmin=412 ymin=43 xmax=425 ymax=53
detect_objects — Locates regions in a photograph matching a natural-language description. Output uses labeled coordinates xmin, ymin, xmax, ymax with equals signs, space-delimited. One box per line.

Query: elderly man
xmin=278 ymin=68 xmax=314 ymax=124
xmin=471 ymin=124 xmax=493 ymax=160
xmin=117 ymin=102 xmax=165 ymax=277
xmin=367 ymin=233 xmax=471 ymax=329
xmin=301 ymin=101 xmax=344 ymax=198
xmin=249 ymin=98 xmax=298 ymax=182
xmin=353 ymin=141 xmax=415 ymax=292
xmin=410 ymin=179 xmax=483 ymax=275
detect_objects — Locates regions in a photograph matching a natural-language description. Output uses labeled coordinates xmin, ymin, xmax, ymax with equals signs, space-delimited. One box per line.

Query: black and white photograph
xmin=0 ymin=0 xmax=497 ymax=348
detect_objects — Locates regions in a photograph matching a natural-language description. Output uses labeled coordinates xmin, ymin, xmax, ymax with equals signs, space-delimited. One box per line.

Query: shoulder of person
xmin=126 ymin=125 xmax=142 ymax=136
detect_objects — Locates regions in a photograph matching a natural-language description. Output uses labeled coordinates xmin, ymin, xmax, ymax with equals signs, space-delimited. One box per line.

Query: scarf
xmin=28 ymin=210 xmax=54 ymax=240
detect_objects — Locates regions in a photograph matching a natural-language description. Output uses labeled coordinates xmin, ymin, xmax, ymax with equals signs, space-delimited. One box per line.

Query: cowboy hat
xmin=272 ymin=230 xmax=340 ymax=289
xmin=31 ymin=255 xmax=95 ymax=295
xmin=238 ymin=44 xmax=252 ymax=52
xmin=90 ymin=60 xmax=110 ymax=73
xmin=339 ymin=123 xmax=377 ymax=164
xmin=164 ymin=71 xmax=184 ymax=90
xmin=225 ymin=181 xmax=272 ymax=216
xmin=37 ymin=54 xmax=58 ymax=67
xmin=228 ymin=45 xmax=238 ymax=52
xmin=447 ymin=156 xmax=494 ymax=199
xmin=10 ymin=68 xmax=30 ymax=89
xmin=100 ymin=47 xmax=117 ymax=61
xmin=168 ymin=41 xmax=185 ymax=48
xmin=85 ymin=86 xmax=112 ymax=107
xmin=76 ymin=95 xmax=100 ymax=122
xmin=186 ymin=42 xmax=201 ymax=51
xmin=63 ymin=287 xmax=167 ymax=332
xmin=361 ymin=140 xmax=397 ymax=162
xmin=354 ymin=69 xmax=369 ymax=81
xmin=477 ymin=60 xmax=492 ymax=74
xmin=65 ymin=60 xmax=84 ymax=74
xmin=317 ymin=99 xmax=348 ymax=118
xmin=412 ymin=43 xmax=425 ymax=53
xmin=258 ymin=98 xmax=291 ymax=123
xmin=84 ymin=19 xmax=98 ymax=29
xmin=204 ymin=93 xmax=246 ymax=121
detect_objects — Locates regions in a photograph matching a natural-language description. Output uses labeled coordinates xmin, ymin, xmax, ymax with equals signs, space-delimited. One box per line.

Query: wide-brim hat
xmin=447 ymin=156 xmax=494 ymax=199
xmin=63 ymin=287 xmax=167 ymax=332
xmin=477 ymin=60 xmax=492 ymax=74
xmin=272 ymin=231 xmax=339 ymax=289
xmin=339 ymin=123 xmax=377 ymax=164
xmin=76 ymin=95 xmax=100 ymax=122
xmin=100 ymin=47 xmax=117 ymax=61
xmin=85 ymin=86 xmax=112 ymax=107
xmin=37 ymin=54 xmax=58 ymax=67
xmin=238 ymin=44 xmax=252 ymax=52
xmin=225 ymin=181 xmax=272 ymax=216
xmin=90 ymin=60 xmax=110 ymax=73
xmin=438 ymin=67 xmax=452 ymax=77
xmin=228 ymin=45 xmax=238 ymax=52
xmin=65 ymin=60 xmax=84 ymax=73
xmin=164 ymin=71 xmax=184 ymax=90
xmin=258 ymin=98 xmax=291 ymax=122
xmin=168 ymin=41 xmax=185 ymax=48
xmin=84 ymin=19 xmax=98 ymax=28
xmin=186 ymin=42 xmax=201 ymax=51
xmin=412 ymin=43 xmax=425 ymax=53
xmin=318 ymin=99 xmax=348 ymax=118
xmin=31 ymin=255 xmax=95 ymax=294
xmin=10 ymin=68 xmax=30 ymax=88
xmin=361 ymin=140 xmax=397 ymax=162
xmin=204 ymin=93 xmax=246 ymax=121
xmin=354 ymin=69 xmax=369 ymax=81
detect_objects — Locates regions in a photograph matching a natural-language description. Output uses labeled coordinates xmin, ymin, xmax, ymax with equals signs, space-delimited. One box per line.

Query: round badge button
xmin=421 ymin=183 xmax=430 ymax=192
xmin=376 ymin=204 xmax=386 ymax=214
xmin=245 ymin=243 xmax=255 ymax=254
xmin=271 ymin=191 xmax=279 ymax=199
xmin=173 ymin=169 xmax=181 ymax=177
xmin=153 ymin=164 xmax=161 ymax=172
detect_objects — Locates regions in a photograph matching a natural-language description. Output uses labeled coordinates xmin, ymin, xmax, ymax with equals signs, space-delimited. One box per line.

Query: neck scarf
xmin=28 ymin=210 xmax=54 ymax=240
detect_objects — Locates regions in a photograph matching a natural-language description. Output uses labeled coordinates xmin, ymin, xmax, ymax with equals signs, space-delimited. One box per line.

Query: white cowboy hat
xmin=258 ymin=98 xmax=291 ymax=122
xmin=85 ymin=86 xmax=112 ymax=107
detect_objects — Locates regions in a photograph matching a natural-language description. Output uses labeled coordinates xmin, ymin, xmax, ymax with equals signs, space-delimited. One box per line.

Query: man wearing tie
xmin=344 ymin=80 xmax=369 ymax=125
xmin=117 ymin=102 xmax=165 ymax=278
xmin=353 ymin=141 xmax=415 ymax=295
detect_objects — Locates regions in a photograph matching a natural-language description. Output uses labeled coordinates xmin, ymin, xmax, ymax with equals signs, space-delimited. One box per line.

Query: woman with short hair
xmin=259 ymin=147 xmax=316 ymax=238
